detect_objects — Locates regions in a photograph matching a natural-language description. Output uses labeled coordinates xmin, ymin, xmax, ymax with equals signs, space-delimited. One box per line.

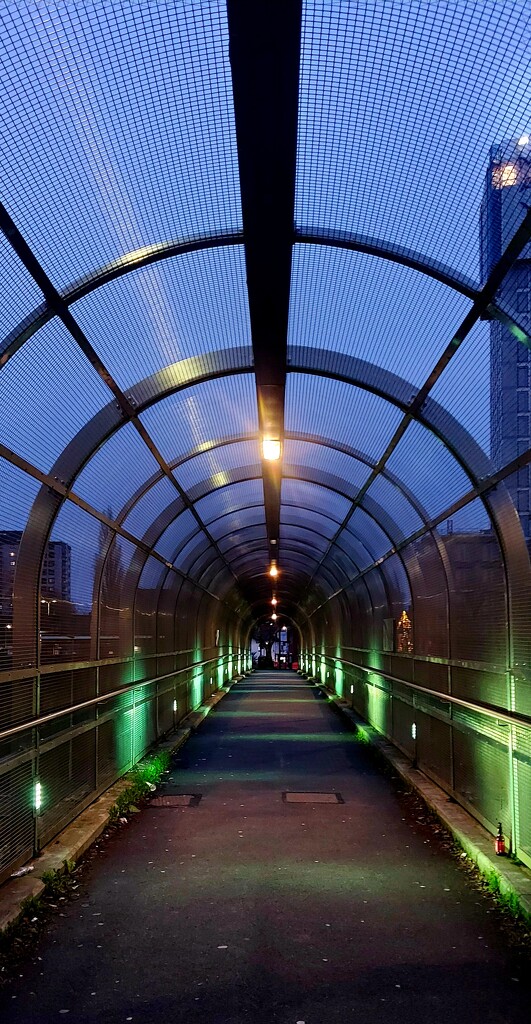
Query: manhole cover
xmin=150 ymin=794 xmax=202 ymax=807
xmin=282 ymin=792 xmax=344 ymax=804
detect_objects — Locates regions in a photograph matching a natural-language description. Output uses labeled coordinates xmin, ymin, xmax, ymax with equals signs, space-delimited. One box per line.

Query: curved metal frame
xmin=4 ymin=252 xmax=530 ymax=673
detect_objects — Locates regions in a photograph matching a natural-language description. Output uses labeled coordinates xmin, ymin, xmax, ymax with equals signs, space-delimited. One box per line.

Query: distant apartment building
xmin=480 ymin=134 xmax=531 ymax=545
xmin=0 ymin=530 xmax=71 ymax=617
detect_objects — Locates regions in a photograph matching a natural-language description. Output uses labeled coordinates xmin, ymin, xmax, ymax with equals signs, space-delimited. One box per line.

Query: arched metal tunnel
xmin=0 ymin=0 xmax=531 ymax=886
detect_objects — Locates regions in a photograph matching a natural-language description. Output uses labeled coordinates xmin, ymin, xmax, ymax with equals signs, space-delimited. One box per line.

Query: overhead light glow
xmin=269 ymin=562 xmax=278 ymax=578
xmin=272 ymin=613 xmax=278 ymax=620
xmin=271 ymin=598 xmax=277 ymax=606
xmin=492 ymin=163 xmax=518 ymax=188
xmin=262 ymin=437 xmax=281 ymax=461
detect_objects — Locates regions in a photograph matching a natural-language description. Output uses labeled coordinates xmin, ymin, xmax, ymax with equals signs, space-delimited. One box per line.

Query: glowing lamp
xmin=272 ymin=613 xmax=278 ymax=621
xmin=269 ymin=562 xmax=278 ymax=578
xmin=262 ymin=437 xmax=281 ymax=461
xmin=271 ymin=598 xmax=277 ymax=606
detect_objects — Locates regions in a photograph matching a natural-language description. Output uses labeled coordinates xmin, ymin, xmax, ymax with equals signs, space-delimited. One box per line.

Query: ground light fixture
xmin=34 ymin=780 xmax=42 ymax=815
xmin=261 ymin=437 xmax=281 ymax=461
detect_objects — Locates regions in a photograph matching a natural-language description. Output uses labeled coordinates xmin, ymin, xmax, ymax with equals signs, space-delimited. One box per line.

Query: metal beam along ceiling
xmin=227 ymin=0 xmax=302 ymax=553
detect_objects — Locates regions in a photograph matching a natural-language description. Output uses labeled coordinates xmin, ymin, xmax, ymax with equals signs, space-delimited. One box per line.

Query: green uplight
xmin=227 ymin=644 xmax=233 ymax=681
xmin=334 ymin=659 xmax=344 ymax=697
xmin=367 ymin=649 xmax=383 ymax=671
xmin=367 ymin=680 xmax=388 ymax=735
xmin=191 ymin=670 xmax=203 ymax=709
xmin=510 ymin=322 xmax=531 ymax=346
xmin=34 ymin=780 xmax=42 ymax=814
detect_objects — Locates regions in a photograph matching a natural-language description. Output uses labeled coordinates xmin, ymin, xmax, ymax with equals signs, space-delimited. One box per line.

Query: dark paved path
xmin=1 ymin=672 xmax=529 ymax=1023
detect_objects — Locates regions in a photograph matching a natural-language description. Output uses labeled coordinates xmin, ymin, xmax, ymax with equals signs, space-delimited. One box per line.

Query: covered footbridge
xmin=1 ymin=0 xmax=531 ymax=884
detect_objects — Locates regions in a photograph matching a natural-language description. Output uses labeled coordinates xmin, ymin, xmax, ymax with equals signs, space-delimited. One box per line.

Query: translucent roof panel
xmin=435 ymin=497 xmax=491 ymax=535
xmin=281 ymin=505 xmax=340 ymax=539
xmin=73 ymin=423 xmax=161 ymax=518
xmin=0 ymin=1 xmax=241 ymax=288
xmin=139 ymin=374 xmax=257 ymax=463
xmin=281 ymin=479 xmax=352 ymax=523
xmin=218 ymin=524 xmax=268 ymax=554
xmin=386 ymin=420 xmax=473 ymax=519
xmin=297 ymin=1 xmax=531 ymax=279
xmin=174 ymin=533 xmax=212 ymax=575
xmin=363 ymin=475 xmax=425 ymax=538
xmin=208 ymin=506 xmax=266 ymax=541
xmin=72 ymin=247 xmax=251 ymax=390
xmin=138 ymin=555 xmax=167 ymax=591
xmin=0 ymin=235 xmax=45 ymax=350
xmin=49 ymin=499 xmax=104 ymax=611
xmin=155 ymin=510 xmax=200 ymax=562
xmin=283 ymin=439 xmax=372 ymax=491
xmin=121 ymin=476 xmax=179 ymax=541
xmin=429 ymin=321 xmax=491 ymax=456
xmin=195 ymin=479 xmax=265 ymax=526
xmin=174 ymin=440 xmax=261 ymax=494
xmin=288 ymin=245 xmax=471 ymax=388
xmin=0 ymin=318 xmax=112 ymax=472
xmin=280 ymin=523 xmax=330 ymax=555
xmin=345 ymin=507 xmax=394 ymax=562
xmin=333 ymin=531 xmax=374 ymax=573
xmin=0 ymin=457 xmax=41 ymax=537
xmin=286 ymin=374 xmax=403 ymax=461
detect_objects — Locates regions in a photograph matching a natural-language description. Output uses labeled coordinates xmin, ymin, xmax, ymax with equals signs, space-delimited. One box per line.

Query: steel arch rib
xmin=2 ymin=231 xmax=529 ymax=371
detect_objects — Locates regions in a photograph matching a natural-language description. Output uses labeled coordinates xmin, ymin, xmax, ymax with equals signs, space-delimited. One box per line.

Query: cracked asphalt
xmin=0 ymin=671 xmax=529 ymax=1023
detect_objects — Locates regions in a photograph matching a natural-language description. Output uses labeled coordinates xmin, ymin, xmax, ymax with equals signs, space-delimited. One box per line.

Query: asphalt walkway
xmin=1 ymin=671 xmax=529 ymax=1023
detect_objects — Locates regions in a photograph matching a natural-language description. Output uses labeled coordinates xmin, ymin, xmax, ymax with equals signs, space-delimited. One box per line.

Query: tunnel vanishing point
xmin=0 ymin=0 xmax=531 ymax=885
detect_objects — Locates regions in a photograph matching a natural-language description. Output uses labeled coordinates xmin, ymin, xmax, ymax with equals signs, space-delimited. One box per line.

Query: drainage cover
xmin=150 ymin=794 xmax=202 ymax=807
xmin=282 ymin=792 xmax=344 ymax=804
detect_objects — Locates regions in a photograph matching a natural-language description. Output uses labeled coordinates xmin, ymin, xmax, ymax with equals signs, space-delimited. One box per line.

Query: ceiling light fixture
xmin=262 ymin=437 xmax=281 ymax=461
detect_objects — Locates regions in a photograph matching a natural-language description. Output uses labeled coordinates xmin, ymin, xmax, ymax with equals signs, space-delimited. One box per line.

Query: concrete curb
xmin=0 ymin=679 xmax=240 ymax=935
xmin=316 ymin=681 xmax=531 ymax=925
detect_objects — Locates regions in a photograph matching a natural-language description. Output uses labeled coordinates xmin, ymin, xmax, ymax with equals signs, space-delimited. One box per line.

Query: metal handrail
xmin=0 ymin=650 xmax=248 ymax=742
xmin=311 ymin=653 xmax=531 ymax=730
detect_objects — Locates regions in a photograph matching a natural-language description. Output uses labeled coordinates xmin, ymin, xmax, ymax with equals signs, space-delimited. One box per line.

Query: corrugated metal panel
xmin=514 ymin=725 xmax=531 ymax=863
xmin=452 ymin=708 xmax=510 ymax=832
xmin=416 ymin=711 xmax=452 ymax=789
xmin=38 ymin=730 xmax=96 ymax=844
xmin=0 ymin=762 xmax=34 ymax=884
